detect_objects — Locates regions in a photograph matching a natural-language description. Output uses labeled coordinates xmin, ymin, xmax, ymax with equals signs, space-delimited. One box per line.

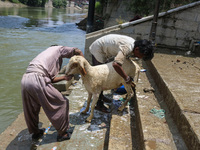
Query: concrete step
xmin=0 ymin=109 xmax=50 ymax=150
xmin=107 ymin=59 xmax=188 ymax=150
xmin=38 ymin=80 xmax=111 ymax=150
xmin=108 ymin=98 xmax=133 ymax=150
xmin=136 ymin=60 xmax=187 ymax=150
xmin=2 ymin=49 xmax=199 ymax=150
xmin=146 ymin=49 xmax=200 ymax=150
xmin=0 ymin=79 xmax=111 ymax=150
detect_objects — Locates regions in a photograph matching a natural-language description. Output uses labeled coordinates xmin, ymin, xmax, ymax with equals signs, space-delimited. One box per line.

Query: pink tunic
xmin=21 ymin=46 xmax=76 ymax=135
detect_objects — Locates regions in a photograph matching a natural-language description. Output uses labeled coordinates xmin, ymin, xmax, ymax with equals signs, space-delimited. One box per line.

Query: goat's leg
xmin=118 ymin=84 xmax=134 ymax=111
xmin=86 ymin=93 xmax=99 ymax=123
xmin=81 ymin=92 xmax=92 ymax=114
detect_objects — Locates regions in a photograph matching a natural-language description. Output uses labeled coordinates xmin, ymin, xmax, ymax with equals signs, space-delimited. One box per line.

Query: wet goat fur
xmin=65 ymin=56 xmax=140 ymax=122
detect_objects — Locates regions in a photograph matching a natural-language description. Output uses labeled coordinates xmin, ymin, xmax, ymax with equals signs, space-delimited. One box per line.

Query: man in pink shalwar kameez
xmin=21 ymin=46 xmax=83 ymax=142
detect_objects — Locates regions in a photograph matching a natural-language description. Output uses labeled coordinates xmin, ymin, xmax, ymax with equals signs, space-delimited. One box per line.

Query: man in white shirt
xmin=89 ymin=34 xmax=154 ymax=113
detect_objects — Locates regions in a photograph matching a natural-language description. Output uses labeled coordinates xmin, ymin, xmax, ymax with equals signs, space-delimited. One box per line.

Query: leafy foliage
xmin=126 ymin=0 xmax=200 ymax=16
xmin=9 ymin=0 xmax=20 ymax=3
xmin=52 ymin=0 xmax=67 ymax=8
xmin=9 ymin=0 xmax=67 ymax=7
xmin=95 ymin=1 xmax=103 ymax=15
xmin=17 ymin=0 xmax=47 ymax=7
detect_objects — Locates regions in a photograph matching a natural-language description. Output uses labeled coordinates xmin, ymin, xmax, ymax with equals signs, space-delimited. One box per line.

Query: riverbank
xmin=0 ymin=0 xmax=26 ymax=7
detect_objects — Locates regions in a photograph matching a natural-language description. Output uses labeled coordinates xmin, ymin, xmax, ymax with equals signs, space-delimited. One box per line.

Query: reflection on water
xmin=0 ymin=7 xmax=87 ymax=28
xmin=0 ymin=6 xmax=87 ymax=134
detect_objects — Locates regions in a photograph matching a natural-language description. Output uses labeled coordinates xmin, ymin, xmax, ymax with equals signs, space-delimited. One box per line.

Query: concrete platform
xmin=0 ymin=48 xmax=199 ymax=150
xmin=145 ymin=48 xmax=200 ymax=150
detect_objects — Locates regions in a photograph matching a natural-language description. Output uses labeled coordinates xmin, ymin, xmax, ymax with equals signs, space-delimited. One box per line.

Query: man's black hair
xmin=134 ymin=39 xmax=154 ymax=61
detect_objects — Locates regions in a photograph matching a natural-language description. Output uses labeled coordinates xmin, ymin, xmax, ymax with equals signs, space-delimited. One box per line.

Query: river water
xmin=0 ymin=6 xmax=87 ymax=134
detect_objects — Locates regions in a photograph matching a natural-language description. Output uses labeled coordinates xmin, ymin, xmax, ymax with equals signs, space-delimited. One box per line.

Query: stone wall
xmin=103 ymin=0 xmax=135 ymax=28
xmin=156 ymin=4 xmax=200 ymax=50
xmin=84 ymin=2 xmax=200 ymax=62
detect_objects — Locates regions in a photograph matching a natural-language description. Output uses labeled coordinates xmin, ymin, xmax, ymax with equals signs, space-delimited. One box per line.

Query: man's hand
xmin=125 ymin=76 xmax=134 ymax=84
xmin=64 ymin=75 xmax=74 ymax=81
xmin=52 ymin=75 xmax=74 ymax=83
xmin=74 ymin=48 xmax=84 ymax=57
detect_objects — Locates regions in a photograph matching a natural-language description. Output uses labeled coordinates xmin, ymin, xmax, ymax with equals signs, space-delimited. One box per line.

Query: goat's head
xmin=65 ymin=56 xmax=87 ymax=76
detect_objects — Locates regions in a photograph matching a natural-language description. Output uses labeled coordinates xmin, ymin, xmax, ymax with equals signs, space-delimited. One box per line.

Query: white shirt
xmin=89 ymin=34 xmax=135 ymax=64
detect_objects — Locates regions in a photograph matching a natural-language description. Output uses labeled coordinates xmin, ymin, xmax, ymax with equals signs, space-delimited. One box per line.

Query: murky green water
xmin=0 ymin=6 xmax=87 ymax=133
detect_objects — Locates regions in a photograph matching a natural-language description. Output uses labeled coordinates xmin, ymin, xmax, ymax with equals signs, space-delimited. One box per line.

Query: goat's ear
xmin=79 ymin=61 xmax=87 ymax=76
xmin=80 ymin=67 xmax=87 ymax=76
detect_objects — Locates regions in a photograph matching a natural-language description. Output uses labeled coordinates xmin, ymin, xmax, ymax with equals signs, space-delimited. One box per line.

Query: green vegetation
xmin=94 ymin=0 xmax=200 ymax=26
xmin=14 ymin=0 xmax=47 ymax=7
xmin=52 ymin=0 xmax=67 ymax=8
xmin=8 ymin=0 xmax=67 ymax=8
xmin=95 ymin=0 xmax=200 ymax=17
xmin=116 ymin=16 xmax=126 ymax=24
xmin=95 ymin=1 xmax=102 ymax=15
xmin=9 ymin=0 xmax=20 ymax=3
xmin=125 ymin=0 xmax=200 ymax=16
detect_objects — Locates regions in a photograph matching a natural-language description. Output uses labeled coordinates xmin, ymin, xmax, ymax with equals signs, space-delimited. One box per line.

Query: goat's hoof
xmin=81 ymin=109 xmax=87 ymax=114
xmin=85 ymin=119 xmax=91 ymax=123
xmin=118 ymin=106 xmax=124 ymax=112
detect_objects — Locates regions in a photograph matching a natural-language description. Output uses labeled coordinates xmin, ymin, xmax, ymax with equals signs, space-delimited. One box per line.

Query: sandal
xmin=57 ymin=132 xmax=71 ymax=142
xmin=95 ymin=105 xmax=111 ymax=113
xmin=32 ymin=128 xmax=45 ymax=140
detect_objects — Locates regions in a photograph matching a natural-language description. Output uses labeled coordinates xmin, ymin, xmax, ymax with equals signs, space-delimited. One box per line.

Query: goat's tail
xmin=130 ymin=60 xmax=140 ymax=83
xmin=132 ymin=64 xmax=140 ymax=83
xmin=136 ymin=69 xmax=140 ymax=83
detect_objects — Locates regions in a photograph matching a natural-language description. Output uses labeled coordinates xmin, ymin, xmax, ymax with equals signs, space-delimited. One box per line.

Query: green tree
xmin=9 ymin=0 xmax=20 ymax=3
xmin=18 ymin=0 xmax=47 ymax=7
xmin=16 ymin=0 xmax=67 ymax=7
xmin=52 ymin=0 xmax=67 ymax=8
xmin=126 ymin=0 xmax=200 ymax=16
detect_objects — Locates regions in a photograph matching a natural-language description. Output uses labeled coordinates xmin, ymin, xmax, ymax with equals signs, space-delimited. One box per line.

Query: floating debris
xmin=115 ymin=85 xmax=127 ymax=94
xmin=185 ymin=51 xmax=192 ymax=56
xmin=113 ymin=100 xmax=122 ymax=108
xmin=172 ymin=51 xmax=176 ymax=54
xmin=17 ymin=133 xmax=30 ymax=142
xmin=150 ymin=108 xmax=165 ymax=119
xmin=88 ymin=125 xmax=100 ymax=131
xmin=113 ymin=94 xmax=122 ymax=100
xmin=44 ymin=123 xmax=52 ymax=135
xmin=143 ymin=88 xmax=155 ymax=93
xmin=140 ymin=69 xmax=147 ymax=72
xmin=51 ymin=146 xmax=57 ymax=150
xmin=119 ymin=98 xmax=125 ymax=102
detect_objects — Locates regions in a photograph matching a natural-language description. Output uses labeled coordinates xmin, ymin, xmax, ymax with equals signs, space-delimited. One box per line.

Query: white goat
xmin=65 ymin=56 xmax=140 ymax=122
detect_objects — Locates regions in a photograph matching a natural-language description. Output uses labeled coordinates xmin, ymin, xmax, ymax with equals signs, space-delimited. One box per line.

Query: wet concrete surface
xmin=0 ymin=48 xmax=200 ymax=150
xmin=0 ymin=78 xmax=132 ymax=150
